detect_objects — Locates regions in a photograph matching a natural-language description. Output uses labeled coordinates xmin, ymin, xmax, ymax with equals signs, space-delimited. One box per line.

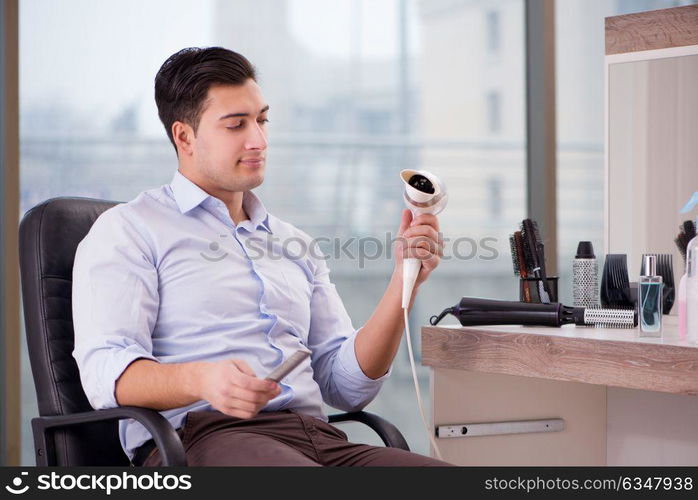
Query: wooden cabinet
xmin=423 ymin=316 xmax=698 ymax=465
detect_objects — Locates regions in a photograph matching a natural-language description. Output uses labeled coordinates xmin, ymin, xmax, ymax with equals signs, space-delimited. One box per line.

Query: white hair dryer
xmin=400 ymin=169 xmax=448 ymax=308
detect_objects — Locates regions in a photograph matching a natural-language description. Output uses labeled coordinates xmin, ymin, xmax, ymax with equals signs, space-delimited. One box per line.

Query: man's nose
xmin=245 ymin=122 xmax=268 ymax=150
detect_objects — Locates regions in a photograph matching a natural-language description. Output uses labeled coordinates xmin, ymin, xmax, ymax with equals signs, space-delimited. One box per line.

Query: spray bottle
xmin=679 ymin=192 xmax=698 ymax=342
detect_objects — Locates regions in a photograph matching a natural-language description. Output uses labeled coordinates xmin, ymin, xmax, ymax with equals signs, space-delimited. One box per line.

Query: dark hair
xmin=154 ymin=47 xmax=257 ymax=153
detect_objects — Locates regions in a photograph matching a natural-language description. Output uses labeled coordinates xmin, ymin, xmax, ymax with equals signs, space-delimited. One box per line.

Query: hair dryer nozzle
xmin=400 ymin=169 xmax=448 ymax=216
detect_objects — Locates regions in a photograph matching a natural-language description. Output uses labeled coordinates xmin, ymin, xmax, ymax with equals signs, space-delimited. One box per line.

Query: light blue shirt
xmin=72 ymin=170 xmax=389 ymax=461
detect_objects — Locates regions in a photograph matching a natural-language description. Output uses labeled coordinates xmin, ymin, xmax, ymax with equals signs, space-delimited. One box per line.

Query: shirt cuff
xmin=99 ymin=347 xmax=158 ymax=409
xmin=335 ymin=328 xmax=393 ymax=385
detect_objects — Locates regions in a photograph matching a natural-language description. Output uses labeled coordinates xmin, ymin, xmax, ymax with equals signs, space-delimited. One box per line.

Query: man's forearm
xmin=353 ymin=270 xmax=416 ymax=379
xmin=114 ymin=358 xmax=203 ymax=410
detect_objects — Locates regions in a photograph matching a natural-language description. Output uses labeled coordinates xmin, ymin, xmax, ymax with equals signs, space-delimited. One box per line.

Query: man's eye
xmin=226 ymin=123 xmax=243 ymax=130
xmin=258 ymin=118 xmax=269 ymax=124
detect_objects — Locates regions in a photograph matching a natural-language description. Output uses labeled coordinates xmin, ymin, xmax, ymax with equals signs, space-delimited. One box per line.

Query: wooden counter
xmin=422 ymin=315 xmax=698 ymax=396
xmin=422 ymin=315 xmax=698 ymax=465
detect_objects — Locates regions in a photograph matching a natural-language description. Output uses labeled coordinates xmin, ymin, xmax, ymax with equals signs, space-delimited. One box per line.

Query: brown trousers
xmin=139 ymin=409 xmax=451 ymax=466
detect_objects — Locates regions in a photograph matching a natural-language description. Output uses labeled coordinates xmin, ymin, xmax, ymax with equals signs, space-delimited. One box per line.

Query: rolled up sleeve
xmin=306 ymin=255 xmax=390 ymax=412
xmin=72 ymin=206 xmax=159 ymax=410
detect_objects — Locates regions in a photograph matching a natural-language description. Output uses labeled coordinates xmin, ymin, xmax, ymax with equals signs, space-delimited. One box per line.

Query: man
xmin=72 ymin=47 xmax=448 ymax=466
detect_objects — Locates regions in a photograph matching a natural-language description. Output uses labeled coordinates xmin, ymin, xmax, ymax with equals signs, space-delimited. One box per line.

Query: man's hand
xmin=352 ymin=209 xmax=444 ymax=378
xmin=196 ymin=359 xmax=281 ymax=419
xmin=393 ymin=209 xmax=443 ymax=287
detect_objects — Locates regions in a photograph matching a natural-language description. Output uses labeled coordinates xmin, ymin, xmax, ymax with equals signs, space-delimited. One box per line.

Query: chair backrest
xmin=19 ymin=197 xmax=129 ymax=465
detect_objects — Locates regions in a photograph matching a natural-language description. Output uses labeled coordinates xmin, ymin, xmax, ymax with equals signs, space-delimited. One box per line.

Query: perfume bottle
xmin=639 ymin=255 xmax=663 ymax=337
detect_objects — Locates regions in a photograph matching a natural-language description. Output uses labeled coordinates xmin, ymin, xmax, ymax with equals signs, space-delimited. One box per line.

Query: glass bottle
xmin=639 ymin=255 xmax=663 ymax=337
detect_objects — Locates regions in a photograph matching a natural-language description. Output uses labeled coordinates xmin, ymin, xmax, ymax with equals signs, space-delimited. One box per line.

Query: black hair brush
xmin=520 ymin=218 xmax=552 ymax=303
xmin=675 ymin=220 xmax=697 ymax=267
xmin=509 ymin=231 xmax=532 ymax=302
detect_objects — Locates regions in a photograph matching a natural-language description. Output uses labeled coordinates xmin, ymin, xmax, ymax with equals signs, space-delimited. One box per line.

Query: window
xmin=486 ymin=10 xmax=501 ymax=54
xmin=487 ymin=90 xmax=502 ymax=134
xmin=20 ymin=0 xmax=526 ymax=462
xmin=488 ymin=177 xmax=503 ymax=219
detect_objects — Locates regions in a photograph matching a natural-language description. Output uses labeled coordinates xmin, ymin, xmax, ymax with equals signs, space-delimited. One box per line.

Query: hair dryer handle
xmin=402 ymin=257 xmax=421 ymax=308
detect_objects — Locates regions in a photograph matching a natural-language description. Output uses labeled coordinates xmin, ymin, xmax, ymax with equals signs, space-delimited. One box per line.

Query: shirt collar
xmin=242 ymin=189 xmax=273 ymax=234
xmin=169 ymin=170 xmax=272 ymax=233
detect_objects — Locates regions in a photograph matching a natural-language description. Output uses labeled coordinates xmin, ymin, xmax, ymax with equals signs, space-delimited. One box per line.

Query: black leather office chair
xmin=19 ymin=197 xmax=409 ymax=466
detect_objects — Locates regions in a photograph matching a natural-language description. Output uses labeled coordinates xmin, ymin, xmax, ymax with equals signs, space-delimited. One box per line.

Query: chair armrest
xmin=328 ymin=411 xmax=410 ymax=451
xmin=32 ymin=406 xmax=186 ymax=466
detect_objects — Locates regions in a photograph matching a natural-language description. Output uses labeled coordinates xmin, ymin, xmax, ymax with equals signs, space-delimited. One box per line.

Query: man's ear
xmin=172 ymin=121 xmax=195 ymax=156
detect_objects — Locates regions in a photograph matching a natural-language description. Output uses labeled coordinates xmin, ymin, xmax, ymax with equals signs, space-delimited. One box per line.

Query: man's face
xmin=186 ymin=80 xmax=269 ymax=196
